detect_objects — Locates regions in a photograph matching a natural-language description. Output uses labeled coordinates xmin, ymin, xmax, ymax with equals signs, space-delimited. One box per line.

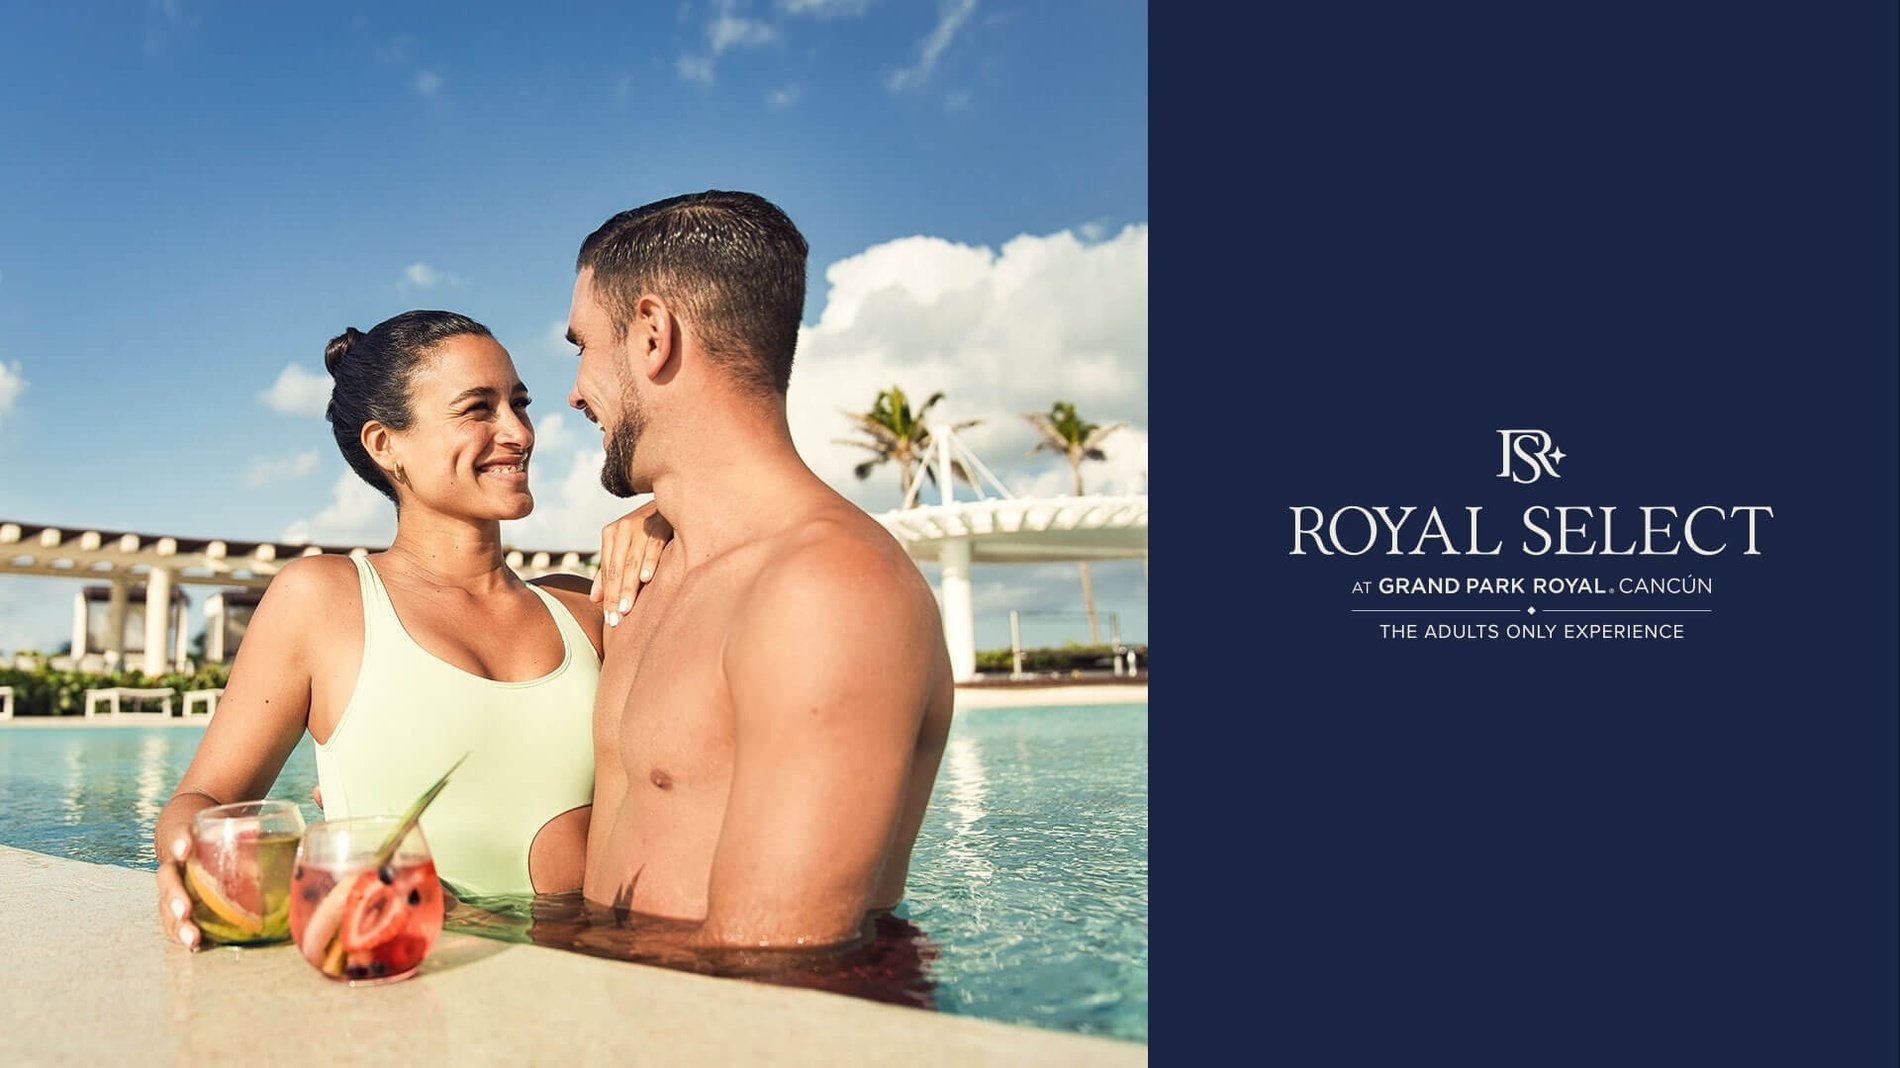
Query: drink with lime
xmin=186 ymin=800 xmax=305 ymax=946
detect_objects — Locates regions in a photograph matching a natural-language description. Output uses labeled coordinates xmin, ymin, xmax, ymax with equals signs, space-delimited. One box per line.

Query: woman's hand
xmin=154 ymin=792 xmax=219 ymax=950
xmin=592 ymin=500 xmax=673 ymax=627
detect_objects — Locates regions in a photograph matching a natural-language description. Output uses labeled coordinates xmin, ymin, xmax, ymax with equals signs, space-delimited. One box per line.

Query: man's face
xmin=566 ymin=269 xmax=647 ymax=498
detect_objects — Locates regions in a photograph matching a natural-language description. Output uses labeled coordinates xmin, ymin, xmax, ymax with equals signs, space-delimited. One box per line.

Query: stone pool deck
xmin=0 ymin=847 xmax=1145 ymax=1066
xmin=952 ymin=683 xmax=1147 ymax=710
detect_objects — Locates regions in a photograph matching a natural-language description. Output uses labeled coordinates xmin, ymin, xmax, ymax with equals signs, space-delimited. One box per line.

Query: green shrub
xmin=972 ymin=644 xmax=1148 ymax=674
xmin=0 ymin=662 xmax=231 ymax=717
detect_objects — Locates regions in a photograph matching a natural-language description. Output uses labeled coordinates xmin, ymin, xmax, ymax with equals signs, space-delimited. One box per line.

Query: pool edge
xmin=0 ymin=845 xmax=1146 ymax=1065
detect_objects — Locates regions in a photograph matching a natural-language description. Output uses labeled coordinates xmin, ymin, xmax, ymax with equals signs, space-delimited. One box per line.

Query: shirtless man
xmin=564 ymin=190 xmax=955 ymax=950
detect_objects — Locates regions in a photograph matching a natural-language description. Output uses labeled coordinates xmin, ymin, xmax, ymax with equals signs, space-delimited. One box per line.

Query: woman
xmin=154 ymin=310 xmax=662 ymax=949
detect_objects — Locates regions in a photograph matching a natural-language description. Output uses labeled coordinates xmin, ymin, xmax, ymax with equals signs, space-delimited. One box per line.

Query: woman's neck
xmin=378 ymin=510 xmax=515 ymax=593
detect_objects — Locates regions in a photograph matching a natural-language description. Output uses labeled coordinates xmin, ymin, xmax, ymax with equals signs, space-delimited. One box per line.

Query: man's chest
xmin=597 ymin=583 xmax=737 ymax=776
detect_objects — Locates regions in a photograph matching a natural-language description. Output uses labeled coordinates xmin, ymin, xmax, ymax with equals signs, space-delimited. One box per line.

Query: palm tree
xmin=1024 ymin=400 xmax=1126 ymax=645
xmin=835 ymin=385 xmax=980 ymax=503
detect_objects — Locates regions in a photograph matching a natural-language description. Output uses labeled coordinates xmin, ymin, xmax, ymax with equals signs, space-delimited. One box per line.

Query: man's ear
xmin=632 ymin=293 xmax=677 ymax=382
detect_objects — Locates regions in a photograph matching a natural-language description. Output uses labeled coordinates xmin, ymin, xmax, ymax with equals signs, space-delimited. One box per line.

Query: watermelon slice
xmin=340 ymin=868 xmax=409 ymax=953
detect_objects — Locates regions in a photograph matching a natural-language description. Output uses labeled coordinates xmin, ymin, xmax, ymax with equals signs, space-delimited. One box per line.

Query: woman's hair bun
xmin=324 ymin=327 xmax=364 ymax=376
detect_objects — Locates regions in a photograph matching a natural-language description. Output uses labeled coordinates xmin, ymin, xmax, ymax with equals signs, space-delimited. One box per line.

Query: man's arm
xmin=697 ymin=539 xmax=939 ymax=949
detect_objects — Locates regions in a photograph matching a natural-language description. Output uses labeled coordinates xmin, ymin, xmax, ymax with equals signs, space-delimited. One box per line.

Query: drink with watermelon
xmin=289 ymin=816 xmax=445 ymax=984
xmin=186 ymin=800 xmax=305 ymax=946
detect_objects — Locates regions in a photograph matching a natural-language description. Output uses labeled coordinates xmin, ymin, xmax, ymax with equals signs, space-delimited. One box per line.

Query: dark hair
xmin=323 ymin=310 xmax=494 ymax=504
xmin=576 ymin=190 xmax=808 ymax=396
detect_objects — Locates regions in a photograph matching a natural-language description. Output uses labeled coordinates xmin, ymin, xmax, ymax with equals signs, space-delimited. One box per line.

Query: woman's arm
xmin=153 ymin=556 xmax=342 ymax=949
xmin=591 ymin=500 xmax=672 ymax=626
xmin=531 ymin=500 xmax=672 ymax=655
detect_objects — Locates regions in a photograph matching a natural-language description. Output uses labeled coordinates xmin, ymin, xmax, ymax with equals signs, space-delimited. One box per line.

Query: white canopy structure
xmin=0 ymin=521 xmax=592 ymax=675
xmin=871 ymin=424 xmax=1149 ymax=682
xmin=4 ymin=424 xmax=1148 ymax=682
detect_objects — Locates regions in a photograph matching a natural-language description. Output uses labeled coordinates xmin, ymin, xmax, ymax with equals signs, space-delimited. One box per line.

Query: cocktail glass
xmin=186 ymin=800 xmax=305 ymax=946
xmin=289 ymin=816 xmax=445 ymax=984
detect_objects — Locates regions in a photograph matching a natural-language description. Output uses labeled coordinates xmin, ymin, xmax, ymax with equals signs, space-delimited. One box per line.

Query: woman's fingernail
xmin=181 ymin=925 xmax=198 ymax=950
xmin=640 ymin=569 xmax=653 ymax=583
xmin=607 ymin=611 xmax=620 ymax=627
xmin=171 ymin=897 xmax=188 ymax=920
xmin=618 ymin=597 xmax=632 ymax=614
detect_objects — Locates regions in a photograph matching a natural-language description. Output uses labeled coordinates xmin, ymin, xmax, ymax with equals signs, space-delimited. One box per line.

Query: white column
xmin=142 ymin=568 xmax=174 ymax=676
xmin=205 ymin=594 xmax=226 ymax=663
xmin=105 ymin=580 xmax=129 ymax=671
xmin=936 ymin=419 xmax=955 ymax=506
xmin=173 ymin=598 xmax=189 ymax=671
xmin=71 ymin=591 xmax=89 ymax=659
xmin=940 ymin=537 xmax=976 ymax=683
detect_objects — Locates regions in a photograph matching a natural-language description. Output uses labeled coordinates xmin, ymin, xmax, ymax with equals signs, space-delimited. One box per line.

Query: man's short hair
xmin=577 ymin=190 xmax=809 ymax=397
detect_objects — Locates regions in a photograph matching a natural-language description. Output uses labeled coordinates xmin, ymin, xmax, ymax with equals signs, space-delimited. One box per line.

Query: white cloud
xmin=258 ymin=364 xmax=332 ymax=416
xmin=786 ymin=223 xmax=1148 ymax=514
xmin=373 ymin=34 xmax=413 ymax=65
xmin=710 ymin=14 xmax=777 ymax=54
xmin=414 ymin=70 xmax=443 ymax=96
xmin=1013 ymin=425 xmax=1148 ymax=497
xmin=402 ymin=261 xmax=460 ymax=289
xmin=499 ymin=442 xmax=643 ymax=555
xmin=283 ymin=472 xmax=395 ymax=547
xmin=0 ymin=361 xmax=25 ymax=428
xmin=144 ymin=0 xmax=200 ymax=54
xmin=544 ymin=319 xmax=577 ymax=358
xmin=502 ymin=410 xmax=647 ymax=553
xmin=530 ymin=411 xmax=579 ymax=457
xmin=779 ymin=0 xmax=874 ymax=16
xmin=886 ymin=0 xmax=978 ymax=92
xmin=244 ymin=450 xmax=321 ymax=488
xmin=677 ymin=55 xmax=716 ymax=84
xmin=767 ymin=85 xmax=800 ymax=108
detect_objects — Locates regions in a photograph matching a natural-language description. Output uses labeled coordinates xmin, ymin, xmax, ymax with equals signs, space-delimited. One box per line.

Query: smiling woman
xmin=149 ymin=310 xmax=670 ymax=952
xmin=322 ymin=312 xmax=527 ymax=510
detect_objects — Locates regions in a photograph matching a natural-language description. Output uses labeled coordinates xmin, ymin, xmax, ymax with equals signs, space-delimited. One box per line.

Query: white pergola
xmin=871 ymin=426 xmax=1149 ymax=682
xmin=0 ymin=521 xmax=594 ymax=676
xmin=4 ymin=424 xmax=1149 ymax=683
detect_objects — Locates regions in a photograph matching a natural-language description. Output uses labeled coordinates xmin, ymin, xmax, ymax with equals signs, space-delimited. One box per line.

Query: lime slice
xmin=186 ymin=855 xmax=263 ymax=935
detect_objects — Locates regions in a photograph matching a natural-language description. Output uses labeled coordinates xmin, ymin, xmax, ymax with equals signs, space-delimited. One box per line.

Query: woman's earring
xmin=393 ymin=463 xmax=408 ymax=486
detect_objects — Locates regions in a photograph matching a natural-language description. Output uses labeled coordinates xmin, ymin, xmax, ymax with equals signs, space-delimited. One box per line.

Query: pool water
xmin=0 ymin=703 xmax=1148 ymax=1043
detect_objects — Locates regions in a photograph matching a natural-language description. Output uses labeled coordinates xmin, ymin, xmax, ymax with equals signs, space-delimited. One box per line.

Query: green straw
xmin=371 ymin=752 xmax=469 ymax=868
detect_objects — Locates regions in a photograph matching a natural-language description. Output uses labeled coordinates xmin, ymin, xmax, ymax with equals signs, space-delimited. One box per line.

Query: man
xmin=565 ymin=190 xmax=955 ymax=950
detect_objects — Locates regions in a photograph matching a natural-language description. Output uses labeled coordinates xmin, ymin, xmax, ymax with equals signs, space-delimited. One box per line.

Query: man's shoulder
xmin=726 ymin=507 xmax=947 ymax=710
xmin=741 ymin=516 xmax=942 ymax=638
xmin=766 ymin=510 xmax=924 ymax=600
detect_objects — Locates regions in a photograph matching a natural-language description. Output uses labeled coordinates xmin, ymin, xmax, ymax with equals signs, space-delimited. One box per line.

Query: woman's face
xmin=391 ymin=333 xmax=536 ymax=521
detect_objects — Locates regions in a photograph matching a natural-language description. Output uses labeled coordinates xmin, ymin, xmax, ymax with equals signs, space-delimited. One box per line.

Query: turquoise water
xmin=0 ymin=703 xmax=1148 ymax=1042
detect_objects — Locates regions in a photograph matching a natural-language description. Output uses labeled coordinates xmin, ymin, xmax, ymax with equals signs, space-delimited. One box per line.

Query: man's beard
xmin=600 ymin=384 xmax=645 ymax=498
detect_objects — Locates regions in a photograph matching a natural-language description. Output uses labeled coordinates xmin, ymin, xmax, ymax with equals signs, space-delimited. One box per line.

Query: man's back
xmin=583 ymin=486 xmax=953 ymax=941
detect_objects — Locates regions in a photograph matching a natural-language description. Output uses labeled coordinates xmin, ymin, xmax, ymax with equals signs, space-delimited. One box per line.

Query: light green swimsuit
xmin=314 ymin=555 xmax=598 ymax=897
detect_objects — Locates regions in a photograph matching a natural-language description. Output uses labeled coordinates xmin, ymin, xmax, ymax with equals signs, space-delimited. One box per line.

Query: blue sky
xmin=0 ymin=0 xmax=1147 ymax=655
